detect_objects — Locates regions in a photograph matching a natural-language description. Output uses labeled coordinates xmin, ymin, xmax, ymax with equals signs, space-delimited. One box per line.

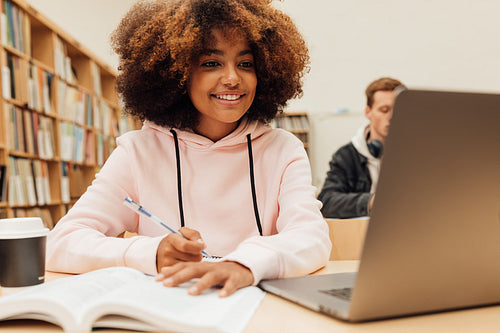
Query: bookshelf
xmin=272 ymin=111 xmax=310 ymax=155
xmin=0 ymin=0 xmax=140 ymax=226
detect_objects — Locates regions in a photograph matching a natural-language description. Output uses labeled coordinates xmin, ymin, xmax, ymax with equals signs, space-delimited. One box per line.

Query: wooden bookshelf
xmin=272 ymin=111 xmax=310 ymax=154
xmin=0 ymin=0 xmax=140 ymax=227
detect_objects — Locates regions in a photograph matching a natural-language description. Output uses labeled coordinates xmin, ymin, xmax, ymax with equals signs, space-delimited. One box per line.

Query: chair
xmin=326 ymin=218 xmax=369 ymax=260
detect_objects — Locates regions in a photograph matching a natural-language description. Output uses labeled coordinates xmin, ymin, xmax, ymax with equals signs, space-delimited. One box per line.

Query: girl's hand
xmin=155 ymin=261 xmax=254 ymax=297
xmin=156 ymin=227 xmax=207 ymax=270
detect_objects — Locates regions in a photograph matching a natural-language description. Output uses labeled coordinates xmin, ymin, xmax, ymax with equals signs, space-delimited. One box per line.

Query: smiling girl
xmin=46 ymin=0 xmax=331 ymax=297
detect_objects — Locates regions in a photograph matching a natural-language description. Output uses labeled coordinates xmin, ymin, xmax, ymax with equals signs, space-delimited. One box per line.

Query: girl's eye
xmin=202 ymin=61 xmax=219 ymax=68
xmin=239 ymin=61 xmax=254 ymax=68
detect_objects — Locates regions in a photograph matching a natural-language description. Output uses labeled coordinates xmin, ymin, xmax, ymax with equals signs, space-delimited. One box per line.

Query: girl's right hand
xmin=156 ymin=227 xmax=207 ymax=271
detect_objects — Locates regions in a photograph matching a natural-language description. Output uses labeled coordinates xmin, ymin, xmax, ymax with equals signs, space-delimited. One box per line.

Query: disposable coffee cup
xmin=0 ymin=217 xmax=49 ymax=287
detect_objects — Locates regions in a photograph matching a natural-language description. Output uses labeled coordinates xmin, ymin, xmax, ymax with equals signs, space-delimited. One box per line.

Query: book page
xmin=85 ymin=276 xmax=265 ymax=333
xmin=0 ymin=267 xmax=146 ymax=332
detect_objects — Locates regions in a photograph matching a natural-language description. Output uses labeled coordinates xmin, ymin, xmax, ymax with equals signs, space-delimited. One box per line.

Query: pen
xmin=123 ymin=196 xmax=211 ymax=258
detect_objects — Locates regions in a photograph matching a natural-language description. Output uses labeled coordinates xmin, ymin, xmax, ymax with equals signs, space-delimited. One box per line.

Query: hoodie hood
xmin=352 ymin=125 xmax=373 ymax=159
xmin=351 ymin=124 xmax=381 ymax=193
xmin=143 ymin=115 xmax=266 ymax=235
xmin=143 ymin=116 xmax=271 ymax=150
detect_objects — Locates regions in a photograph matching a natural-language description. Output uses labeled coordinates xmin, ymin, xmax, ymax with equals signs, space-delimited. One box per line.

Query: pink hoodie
xmin=46 ymin=117 xmax=331 ymax=284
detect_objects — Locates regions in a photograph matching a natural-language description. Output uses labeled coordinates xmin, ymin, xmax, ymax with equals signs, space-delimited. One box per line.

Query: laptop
xmin=259 ymin=89 xmax=500 ymax=322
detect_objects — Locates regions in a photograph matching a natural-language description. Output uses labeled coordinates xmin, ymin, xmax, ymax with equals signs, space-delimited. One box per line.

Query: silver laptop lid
xmin=349 ymin=89 xmax=500 ymax=321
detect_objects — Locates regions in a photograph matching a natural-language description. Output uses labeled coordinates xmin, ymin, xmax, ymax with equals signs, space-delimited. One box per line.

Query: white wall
xmin=27 ymin=0 xmax=500 ymax=188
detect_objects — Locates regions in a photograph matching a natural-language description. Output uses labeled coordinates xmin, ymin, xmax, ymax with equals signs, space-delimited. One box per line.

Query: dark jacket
xmin=318 ymin=143 xmax=372 ymax=218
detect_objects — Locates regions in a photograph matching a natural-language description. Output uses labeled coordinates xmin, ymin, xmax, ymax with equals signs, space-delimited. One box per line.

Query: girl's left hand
xmin=155 ymin=261 xmax=254 ymax=297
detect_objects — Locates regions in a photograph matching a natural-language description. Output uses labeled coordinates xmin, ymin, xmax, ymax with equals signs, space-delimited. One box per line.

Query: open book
xmin=0 ymin=267 xmax=265 ymax=332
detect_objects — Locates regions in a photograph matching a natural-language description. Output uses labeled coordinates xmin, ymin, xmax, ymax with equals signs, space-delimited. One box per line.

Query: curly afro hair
xmin=111 ymin=0 xmax=310 ymax=129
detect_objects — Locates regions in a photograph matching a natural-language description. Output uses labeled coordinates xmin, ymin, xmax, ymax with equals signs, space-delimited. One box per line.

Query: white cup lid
xmin=0 ymin=218 xmax=49 ymax=239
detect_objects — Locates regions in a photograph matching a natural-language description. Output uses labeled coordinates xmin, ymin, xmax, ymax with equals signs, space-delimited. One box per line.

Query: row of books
xmin=1 ymin=0 xmax=31 ymax=55
xmin=272 ymin=114 xmax=310 ymax=132
xmin=8 ymin=156 xmax=52 ymax=207
xmin=2 ymin=51 xmax=122 ymax=135
xmin=61 ymin=162 xmax=89 ymax=202
xmin=6 ymin=103 xmax=56 ymax=159
xmin=97 ymin=133 xmax=117 ymax=167
xmin=1 ymin=4 xmax=75 ymax=89
xmin=60 ymin=121 xmax=87 ymax=163
xmin=5 ymin=102 xmax=122 ymax=166
xmin=95 ymin=99 xmax=120 ymax=136
xmin=91 ymin=61 xmax=102 ymax=97
xmin=11 ymin=206 xmax=54 ymax=228
xmin=56 ymin=77 xmax=126 ymax=134
xmin=6 ymin=156 xmax=95 ymax=208
xmin=56 ymin=80 xmax=92 ymax=125
xmin=2 ymin=54 xmax=54 ymax=116
xmin=6 ymin=103 xmax=120 ymax=167
xmin=59 ymin=122 xmax=118 ymax=166
xmin=119 ymin=115 xmax=139 ymax=136
xmin=54 ymin=35 xmax=77 ymax=84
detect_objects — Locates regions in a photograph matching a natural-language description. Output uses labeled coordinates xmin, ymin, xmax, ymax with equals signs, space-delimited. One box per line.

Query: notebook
xmin=259 ymin=89 xmax=500 ymax=322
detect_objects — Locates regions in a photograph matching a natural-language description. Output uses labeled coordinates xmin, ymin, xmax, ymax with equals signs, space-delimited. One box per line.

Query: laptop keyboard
xmin=320 ymin=287 xmax=352 ymax=301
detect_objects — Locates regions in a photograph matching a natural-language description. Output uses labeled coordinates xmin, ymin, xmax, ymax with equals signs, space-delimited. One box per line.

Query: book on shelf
xmin=22 ymin=109 xmax=35 ymax=154
xmin=7 ymin=155 xmax=23 ymax=206
xmin=18 ymin=157 xmax=37 ymax=206
xmin=32 ymin=159 xmax=49 ymax=206
xmin=42 ymin=71 xmax=54 ymax=114
xmin=96 ymin=132 xmax=104 ymax=166
xmin=91 ymin=61 xmax=102 ymax=97
xmin=85 ymin=93 xmax=92 ymax=126
xmin=0 ymin=165 xmax=6 ymax=202
xmin=41 ymin=160 xmax=51 ymax=204
xmin=0 ymin=11 xmax=6 ymax=47
xmin=6 ymin=103 xmax=22 ymax=151
xmin=31 ymin=111 xmax=40 ymax=155
xmin=68 ymin=164 xmax=84 ymax=199
xmin=53 ymin=36 xmax=67 ymax=81
xmin=74 ymin=126 xmax=85 ymax=163
xmin=14 ymin=106 xmax=24 ymax=151
xmin=38 ymin=115 xmax=55 ymax=159
xmin=1 ymin=64 xmax=11 ymax=99
xmin=0 ymin=266 xmax=265 ymax=333
xmin=60 ymin=161 xmax=70 ymax=203
xmin=84 ymin=131 xmax=95 ymax=165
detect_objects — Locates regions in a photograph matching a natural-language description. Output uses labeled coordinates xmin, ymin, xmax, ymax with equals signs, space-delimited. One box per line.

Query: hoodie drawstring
xmin=246 ymin=133 xmax=263 ymax=236
xmin=169 ymin=129 xmax=263 ymax=236
xmin=170 ymin=129 xmax=186 ymax=228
